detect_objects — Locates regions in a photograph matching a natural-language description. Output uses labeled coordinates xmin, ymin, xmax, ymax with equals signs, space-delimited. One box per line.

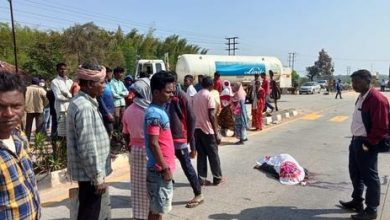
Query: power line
xmin=20 ymin=0 xmax=225 ymax=41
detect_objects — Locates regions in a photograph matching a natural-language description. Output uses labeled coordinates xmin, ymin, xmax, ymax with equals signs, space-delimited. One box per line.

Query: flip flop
xmin=185 ymin=198 xmax=204 ymax=208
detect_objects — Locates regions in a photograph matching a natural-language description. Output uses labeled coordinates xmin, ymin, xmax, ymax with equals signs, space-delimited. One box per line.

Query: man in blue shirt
xmin=97 ymin=67 xmax=115 ymax=136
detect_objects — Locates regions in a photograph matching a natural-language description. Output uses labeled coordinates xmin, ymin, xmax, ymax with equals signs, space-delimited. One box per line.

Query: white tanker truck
xmin=135 ymin=54 xmax=292 ymax=88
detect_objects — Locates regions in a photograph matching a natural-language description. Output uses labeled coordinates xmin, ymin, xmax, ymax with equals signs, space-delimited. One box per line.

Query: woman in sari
xmin=252 ymin=80 xmax=265 ymax=130
xmin=231 ymin=82 xmax=249 ymax=144
xmin=218 ymin=80 xmax=235 ymax=136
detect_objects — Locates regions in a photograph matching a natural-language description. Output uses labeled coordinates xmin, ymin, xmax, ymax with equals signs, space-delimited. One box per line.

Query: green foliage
xmin=32 ymin=133 xmax=67 ymax=174
xmin=0 ymin=22 xmax=207 ymax=79
xmin=306 ymin=49 xmax=334 ymax=81
xmin=291 ymin=70 xmax=300 ymax=88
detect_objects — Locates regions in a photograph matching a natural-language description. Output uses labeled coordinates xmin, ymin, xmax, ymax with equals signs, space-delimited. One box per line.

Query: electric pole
xmin=346 ymin=66 xmax=351 ymax=75
xmin=8 ymin=0 xmax=18 ymax=73
xmin=288 ymin=52 xmax=296 ymax=70
xmin=225 ymin=37 xmax=239 ymax=56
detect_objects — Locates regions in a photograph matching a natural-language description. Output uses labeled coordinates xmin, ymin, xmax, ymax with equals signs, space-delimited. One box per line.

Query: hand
xmin=162 ymin=168 xmax=172 ymax=182
xmin=61 ymin=90 xmax=70 ymax=98
xmin=107 ymin=113 xmax=114 ymax=122
xmin=94 ymin=183 xmax=108 ymax=195
xmin=190 ymin=150 xmax=197 ymax=159
xmin=216 ymin=136 xmax=221 ymax=145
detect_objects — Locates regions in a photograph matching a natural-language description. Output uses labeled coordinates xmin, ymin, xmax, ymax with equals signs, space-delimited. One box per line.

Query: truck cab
xmin=134 ymin=59 xmax=166 ymax=79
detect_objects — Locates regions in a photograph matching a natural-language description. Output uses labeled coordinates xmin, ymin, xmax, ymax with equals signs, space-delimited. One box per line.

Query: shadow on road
xmin=209 ymin=206 xmax=352 ymax=220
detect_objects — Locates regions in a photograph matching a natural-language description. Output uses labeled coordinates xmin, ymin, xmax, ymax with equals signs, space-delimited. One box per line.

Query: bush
xmin=32 ymin=132 xmax=67 ymax=174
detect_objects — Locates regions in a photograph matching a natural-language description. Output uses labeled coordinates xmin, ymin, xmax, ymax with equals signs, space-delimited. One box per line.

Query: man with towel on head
xmin=67 ymin=62 xmax=113 ymax=220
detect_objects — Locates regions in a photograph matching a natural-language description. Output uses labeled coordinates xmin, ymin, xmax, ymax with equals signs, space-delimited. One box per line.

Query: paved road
xmin=41 ymin=91 xmax=390 ymax=219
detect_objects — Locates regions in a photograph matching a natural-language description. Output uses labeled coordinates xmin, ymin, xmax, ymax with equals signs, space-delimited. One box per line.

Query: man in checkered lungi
xmin=122 ymin=77 xmax=152 ymax=220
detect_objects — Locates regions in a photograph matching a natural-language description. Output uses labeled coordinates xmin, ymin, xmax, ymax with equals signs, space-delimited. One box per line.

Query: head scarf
xmin=131 ymin=78 xmax=152 ymax=110
xmin=221 ymin=80 xmax=233 ymax=97
xmin=124 ymin=75 xmax=133 ymax=81
xmin=76 ymin=65 xmax=106 ymax=81
xmin=232 ymin=82 xmax=246 ymax=102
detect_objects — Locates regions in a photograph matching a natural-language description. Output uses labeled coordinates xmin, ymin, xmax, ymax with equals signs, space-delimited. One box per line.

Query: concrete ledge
xmin=263 ymin=116 xmax=273 ymax=125
xmin=37 ymin=154 xmax=129 ymax=191
xmin=37 ymin=169 xmax=69 ymax=191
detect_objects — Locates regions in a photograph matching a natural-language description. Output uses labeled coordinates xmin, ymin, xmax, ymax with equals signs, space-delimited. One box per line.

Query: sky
xmin=1 ymin=0 xmax=390 ymax=76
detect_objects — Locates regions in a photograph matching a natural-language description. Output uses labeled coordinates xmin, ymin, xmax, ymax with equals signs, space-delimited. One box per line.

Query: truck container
xmin=175 ymin=54 xmax=290 ymax=87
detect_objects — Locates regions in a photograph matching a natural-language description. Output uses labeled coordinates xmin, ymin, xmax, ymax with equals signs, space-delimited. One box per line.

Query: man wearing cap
xmin=24 ymin=77 xmax=48 ymax=140
xmin=67 ymin=63 xmax=112 ymax=220
xmin=339 ymin=69 xmax=389 ymax=220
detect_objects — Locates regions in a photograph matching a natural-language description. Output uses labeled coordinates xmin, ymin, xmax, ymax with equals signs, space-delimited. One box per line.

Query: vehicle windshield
xmin=303 ymin=82 xmax=316 ymax=86
xmin=318 ymin=80 xmax=326 ymax=83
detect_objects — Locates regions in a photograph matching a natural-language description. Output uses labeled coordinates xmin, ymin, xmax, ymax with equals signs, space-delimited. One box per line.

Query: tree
xmin=291 ymin=70 xmax=300 ymax=88
xmin=306 ymin=49 xmax=334 ymax=81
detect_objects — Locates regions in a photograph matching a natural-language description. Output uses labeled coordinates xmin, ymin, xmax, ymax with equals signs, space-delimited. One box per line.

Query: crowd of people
xmin=0 ymin=61 xmax=281 ymax=220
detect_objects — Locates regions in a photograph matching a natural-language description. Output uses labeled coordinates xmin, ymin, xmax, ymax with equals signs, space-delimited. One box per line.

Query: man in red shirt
xmin=213 ymin=72 xmax=223 ymax=93
xmin=339 ymin=69 xmax=389 ymax=220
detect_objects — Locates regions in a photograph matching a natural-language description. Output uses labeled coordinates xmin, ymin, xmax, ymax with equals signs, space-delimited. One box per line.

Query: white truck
xmin=134 ymin=54 xmax=291 ymax=88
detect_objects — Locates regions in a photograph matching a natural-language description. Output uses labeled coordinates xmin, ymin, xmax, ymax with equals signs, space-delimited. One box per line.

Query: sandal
xmin=185 ymin=195 xmax=204 ymax=208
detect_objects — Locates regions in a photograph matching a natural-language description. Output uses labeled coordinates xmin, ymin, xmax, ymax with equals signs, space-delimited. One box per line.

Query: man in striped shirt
xmin=0 ymin=71 xmax=41 ymax=220
xmin=67 ymin=63 xmax=112 ymax=220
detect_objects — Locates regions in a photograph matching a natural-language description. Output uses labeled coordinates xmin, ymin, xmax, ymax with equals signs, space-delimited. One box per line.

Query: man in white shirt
xmin=50 ymin=63 xmax=73 ymax=157
xmin=183 ymin=75 xmax=197 ymax=97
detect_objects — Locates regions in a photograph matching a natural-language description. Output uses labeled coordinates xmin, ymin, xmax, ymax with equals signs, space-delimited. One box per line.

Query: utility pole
xmin=225 ymin=37 xmax=239 ymax=56
xmin=8 ymin=0 xmax=18 ymax=73
xmin=288 ymin=52 xmax=296 ymax=70
xmin=346 ymin=66 xmax=351 ymax=75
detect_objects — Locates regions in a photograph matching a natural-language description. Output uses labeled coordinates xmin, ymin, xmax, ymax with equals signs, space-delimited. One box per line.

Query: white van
xmin=134 ymin=59 xmax=166 ymax=79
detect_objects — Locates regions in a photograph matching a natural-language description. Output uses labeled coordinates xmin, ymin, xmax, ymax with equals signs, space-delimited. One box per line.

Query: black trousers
xmin=25 ymin=112 xmax=43 ymax=141
xmin=175 ymin=148 xmax=202 ymax=196
xmin=195 ymin=129 xmax=222 ymax=182
xmin=335 ymin=90 xmax=342 ymax=99
xmin=78 ymin=181 xmax=102 ymax=220
xmin=349 ymin=139 xmax=380 ymax=208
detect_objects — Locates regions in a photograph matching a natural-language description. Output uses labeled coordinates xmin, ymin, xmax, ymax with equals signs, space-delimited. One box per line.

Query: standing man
xmin=194 ymin=75 xmax=204 ymax=92
xmin=46 ymin=88 xmax=57 ymax=139
xmin=192 ymin=77 xmax=223 ymax=186
xmin=110 ymin=67 xmax=128 ymax=129
xmin=51 ymin=63 xmax=73 ymax=139
xmin=0 ymin=72 xmax=41 ymax=219
xmin=67 ymin=63 xmax=112 ymax=220
xmin=168 ymin=72 xmax=204 ymax=208
xmin=145 ymin=71 xmax=176 ymax=219
xmin=183 ymin=75 xmax=197 ymax=97
xmin=269 ymin=71 xmax=281 ymax=111
xmin=380 ymin=79 xmax=386 ymax=92
xmin=335 ymin=79 xmax=343 ymax=99
xmin=339 ymin=69 xmax=389 ymax=220
xmin=213 ymin=72 xmax=223 ymax=93
xmin=97 ymin=67 xmax=115 ymax=136
xmin=24 ymin=77 xmax=48 ymax=140
xmin=261 ymin=72 xmax=274 ymax=113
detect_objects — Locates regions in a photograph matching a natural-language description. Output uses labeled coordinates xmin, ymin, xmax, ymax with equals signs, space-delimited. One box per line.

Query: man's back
xmin=193 ymin=89 xmax=216 ymax=134
xmin=25 ymin=85 xmax=47 ymax=113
